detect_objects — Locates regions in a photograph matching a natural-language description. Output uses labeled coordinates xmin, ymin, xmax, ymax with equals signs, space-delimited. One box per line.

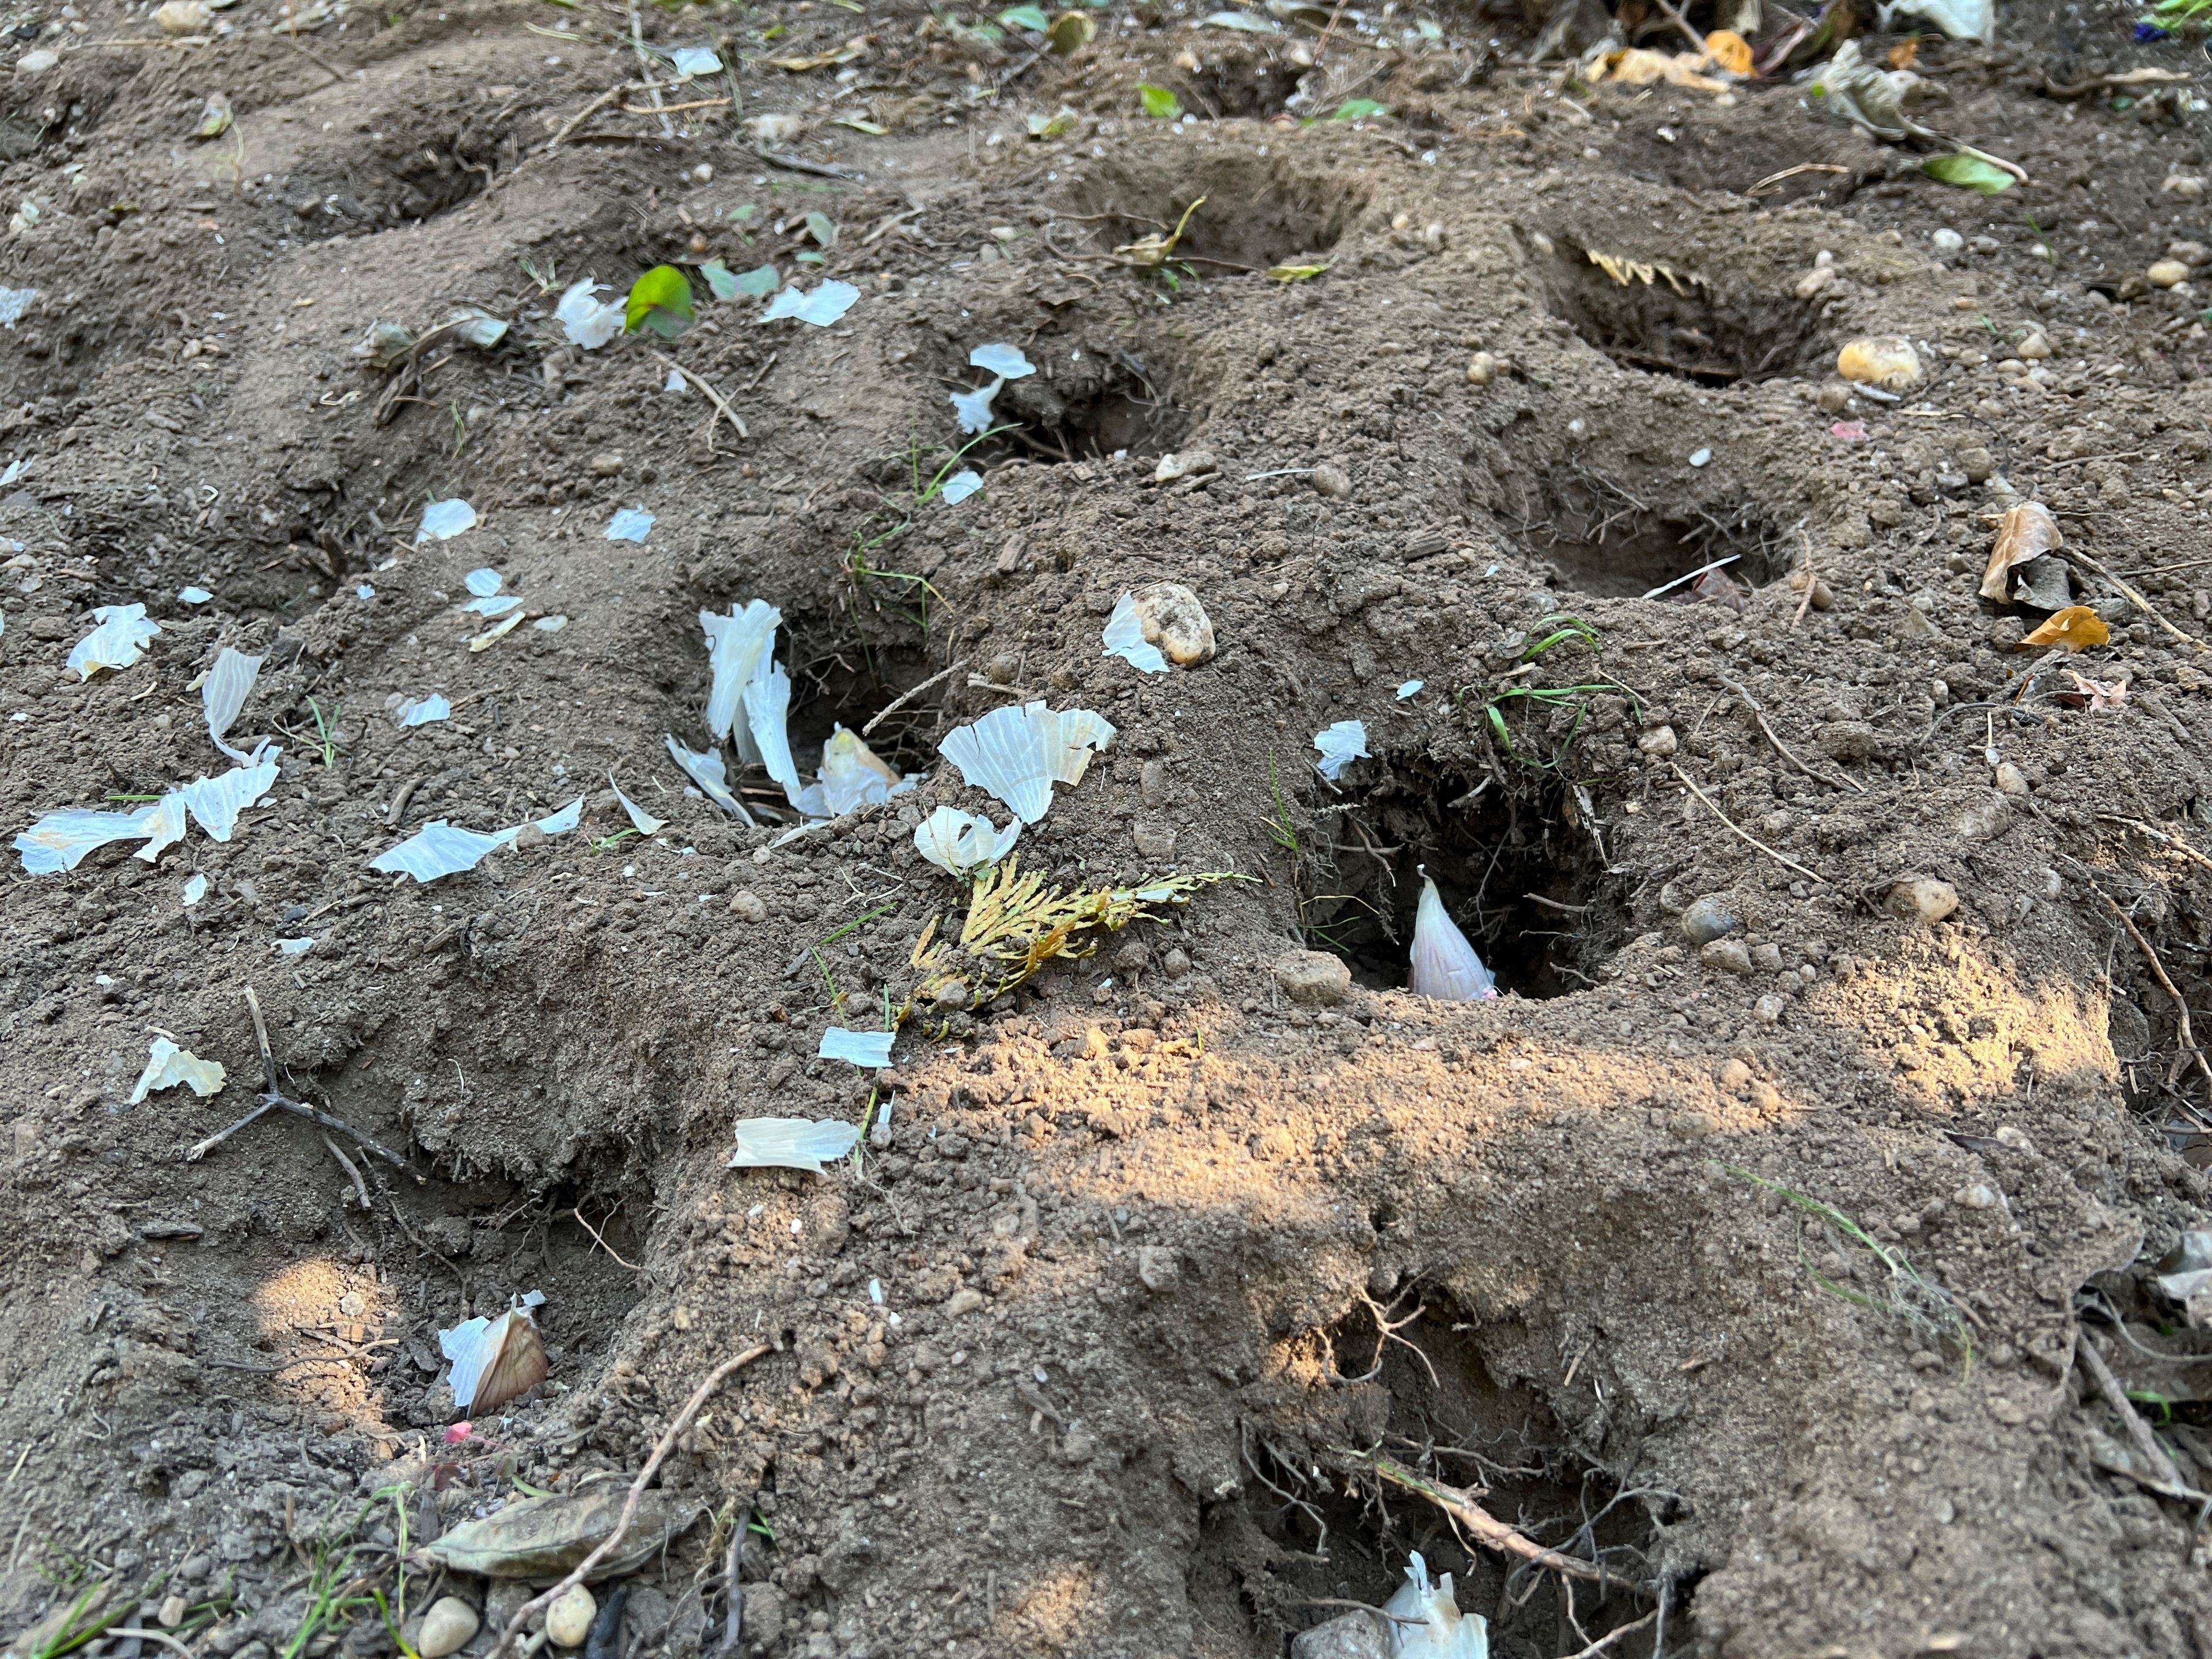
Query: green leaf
xmin=1267 ymin=262 xmax=1327 ymax=281
xmin=699 ymin=259 xmax=740 ymax=301
xmin=1331 ymin=98 xmax=1389 ymax=120
xmin=624 ymin=263 xmax=696 ymax=335
xmin=1138 ymin=82 xmax=1183 ymax=118
xmin=998 ymin=3 xmax=1050 ymax=26
xmin=1921 ymin=151 xmax=2014 ymax=193
xmin=736 ymin=263 xmax=780 ymax=297
xmin=1027 ymin=105 xmax=1080 ymax=138
xmin=1200 ymin=9 xmax=1281 ymax=28
xmin=805 ymin=210 xmax=837 ymax=247
xmin=796 ymin=250 xmax=826 ymax=264
xmin=832 ymin=116 xmax=889 ymax=134
xmin=733 ymin=203 xmax=759 ymax=224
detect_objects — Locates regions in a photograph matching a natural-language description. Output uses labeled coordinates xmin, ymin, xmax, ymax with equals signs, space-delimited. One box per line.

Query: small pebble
xmin=547 ymin=1585 xmax=597 ymax=1649
xmin=1163 ymin=946 xmax=1191 ymax=978
xmin=588 ymin=451 xmax=625 ymax=478
xmin=1312 ymin=462 xmax=1351 ymax=498
xmin=416 ymin=1599 xmax=479 ymax=1659
xmin=1993 ymin=761 xmax=2029 ymax=798
xmin=1465 ymin=350 xmax=1497 ymax=385
xmin=1885 ymin=877 xmax=1959 ymax=926
xmin=1750 ymin=942 xmax=1783 ymax=972
xmin=1836 ymin=336 xmax=1922 ymax=390
xmin=933 ymin=979 xmax=971 ymax=1012
xmin=1754 ymin=993 xmax=1787 ymax=1024
xmin=729 ymin=890 xmax=767 ymax=922
xmin=2015 ymin=331 xmax=2051 ymax=361
xmin=1955 ymin=1183 xmax=2000 ymax=1210
xmin=1680 ymin=895 xmax=1739 ymax=945
xmin=1931 ymin=228 xmax=1963 ymax=252
xmin=157 ymin=1597 xmax=188 ymax=1631
xmin=1637 ymin=724 xmax=1678 ymax=757
xmin=2150 ymin=259 xmax=2190 ymax=289
xmin=1700 ymin=938 xmax=1754 ymax=975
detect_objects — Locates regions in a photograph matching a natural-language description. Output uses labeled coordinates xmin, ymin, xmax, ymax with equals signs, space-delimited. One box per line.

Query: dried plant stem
xmin=486 ymin=1346 xmax=771 ymax=1659
xmin=324 ymin=1133 xmax=370 ymax=1209
xmin=1668 ymin=762 xmax=1825 ymax=885
xmin=650 ymin=351 xmax=747 ymax=445
xmin=1357 ymin=1455 xmax=1638 ymax=1591
xmin=860 ymin=660 xmax=964 ymax=737
xmin=1562 ymin=1608 xmax=1660 ymax=1658
xmin=1718 ymin=676 xmax=1863 ymax=794
xmin=544 ymin=81 xmax=640 ymax=150
xmin=187 ymin=989 xmax=408 ymax=1166
xmin=2082 ymin=878 xmax=2212 ymax=1101
xmin=2078 ymin=1334 xmax=2192 ymax=1494
xmin=2070 ymin=548 xmax=2211 ymax=656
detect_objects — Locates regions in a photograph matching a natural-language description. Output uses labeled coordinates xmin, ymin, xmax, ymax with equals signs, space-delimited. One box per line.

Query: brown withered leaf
xmin=2017 ymin=604 xmax=2109 ymax=652
xmin=1982 ymin=502 xmax=2064 ymax=602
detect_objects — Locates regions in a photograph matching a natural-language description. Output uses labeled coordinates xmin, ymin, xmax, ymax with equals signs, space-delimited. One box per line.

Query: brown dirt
xmin=10 ymin=1 xmax=2212 ymax=1655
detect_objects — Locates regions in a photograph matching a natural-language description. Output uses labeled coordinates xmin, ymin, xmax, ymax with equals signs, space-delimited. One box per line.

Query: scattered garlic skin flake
xmin=1408 ymin=875 xmax=1497 ymax=1002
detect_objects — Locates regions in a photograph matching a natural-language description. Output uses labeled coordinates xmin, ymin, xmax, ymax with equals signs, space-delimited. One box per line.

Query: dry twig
xmin=650 ymin=351 xmax=748 ymax=446
xmin=860 ymin=660 xmax=963 ymax=737
xmin=544 ymin=81 xmax=639 ymax=150
xmin=1355 ymin=1455 xmax=1643 ymax=1591
xmin=187 ymin=988 xmax=408 ymax=1166
xmin=486 ymin=1346 xmax=772 ymax=1659
xmin=324 ymin=1133 xmax=371 ymax=1209
xmin=2077 ymin=870 xmax=2212 ymax=1104
xmin=1561 ymin=1608 xmax=1660 ymax=1657
xmin=1668 ymin=762 xmax=1825 ymax=885
xmin=2079 ymin=1334 xmax=2195 ymax=1495
xmin=2070 ymin=548 xmax=2211 ymax=656
xmin=1718 ymin=676 xmax=1863 ymax=794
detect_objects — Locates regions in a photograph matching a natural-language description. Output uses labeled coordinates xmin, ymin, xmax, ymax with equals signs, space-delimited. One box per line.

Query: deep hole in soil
xmin=1231 ymin=1288 xmax=1672 ymax=1656
xmin=977 ymin=353 xmax=1190 ymax=464
xmin=1513 ymin=467 xmax=1790 ymax=601
xmin=1298 ymin=759 xmax=1627 ymax=999
xmin=1060 ymin=153 xmax=1364 ymax=275
xmin=1533 ymin=237 xmax=1823 ymax=385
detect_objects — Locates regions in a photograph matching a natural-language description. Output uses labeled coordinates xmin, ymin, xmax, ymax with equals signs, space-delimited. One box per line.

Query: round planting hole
xmin=1296 ymin=759 xmax=1629 ymax=999
xmin=1514 ymin=469 xmax=1790 ymax=603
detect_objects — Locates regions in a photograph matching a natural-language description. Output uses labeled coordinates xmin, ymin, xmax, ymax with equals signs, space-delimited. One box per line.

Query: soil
xmin=10 ymin=0 xmax=2212 ymax=1654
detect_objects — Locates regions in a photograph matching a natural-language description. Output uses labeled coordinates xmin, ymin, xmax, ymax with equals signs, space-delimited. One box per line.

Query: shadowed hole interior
xmin=1297 ymin=759 xmax=1628 ymax=999
xmin=1223 ymin=1287 xmax=1674 ymax=1657
xmin=1513 ymin=469 xmax=1790 ymax=601
xmin=1535 ymin=237 xmax=1823 ymax=385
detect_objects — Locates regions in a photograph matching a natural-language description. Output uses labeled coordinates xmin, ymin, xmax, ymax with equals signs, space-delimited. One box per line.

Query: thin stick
xmin=717 ymin=1532 xmax=743 ymax=1659
xmin=324 ymin=1134 xmax=371 ymax=1210
xmin=1646 ymin=0 xmax=1710 ymax=55
xmin=2079 ymin=1334 xmax=2194 ymax=1494
xmin=628 ymin=1 xmax=675 ymax=138
xmin=1361 ymin=1456 xmax=1638 ymax=1591
xmin=1668 ymin=763 xmax=1826 ymax=885
xmin=1792 ymin=529 xmax=1819 ymax=629
xmin=486 ymin=1347 xmax=771 ymax=1659
xmin=279 ymin=32 xmax=347 ymax=82
xmin=859 ymin=660 xmax=964 ymax=736
xmin=2097 ymin=814 xmax=2212 ymax=872
xmin=1641 ymin=554 xmax=1739 ymax=601
xmin=649 ymin=351 xmax=747 ymax=445
xmin=573 ymin=1206 xmax=646 ymax=1272
xmin=2082 ymin=876 xmax=2212 ymax=1102
xmin=1562 ymin=1609 xmax=1660 ymax=1658
xmin=186 ymin=989 xmax=410 ymax=1167
xmin=544 ymin=81 xmax=638 ymax=150
xmin=1748 ymin=162 xmax=1850 ymax=196
xmin=748 ymin=146 xmax=855 ymax=181
xmin=185 ymin=1099 xmax=279 ymax=1161
xmin=2070 ymin=548 xmax=2212 ymax=656
xmin=1718 ymin=675 xmax=1863 ymax=794
xmin=112 ymin=1630 xmax=201 ymax=1659
xmin=620 ymin=98 xmax=728 ymax=114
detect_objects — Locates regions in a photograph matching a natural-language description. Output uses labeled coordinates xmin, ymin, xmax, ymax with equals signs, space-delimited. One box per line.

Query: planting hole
xmin=1536 ymin=238 xmax=1821 ymax=385
xmin=1215 ymin=1287 xmax=1674 ymax=1656
xmin=1514 ymin=469 xmax=1790 ymax=602
xmin=1295 ymin=759 xmax=1628 ymax=999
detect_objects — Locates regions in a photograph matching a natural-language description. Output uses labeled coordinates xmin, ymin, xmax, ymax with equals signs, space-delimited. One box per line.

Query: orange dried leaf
xmin=2017 ymin=604 xmax=2109 ymax=652
xmin=1705 ymin=29 xmax=1753 ymax=73
xmin=1981 ymin=502 xmax=2064 ymax=602
xmin=1887 ymin=35 xmax=1921 ymax=68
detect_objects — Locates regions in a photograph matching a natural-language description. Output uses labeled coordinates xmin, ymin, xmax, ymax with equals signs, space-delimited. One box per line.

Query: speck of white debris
xmin=1688 ymin=447 xmax=1713 ymax=467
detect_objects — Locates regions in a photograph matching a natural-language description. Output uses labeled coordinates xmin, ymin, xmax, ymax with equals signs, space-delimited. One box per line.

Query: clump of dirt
xmin=9 ymin=1 xmax=2212 ymax=1657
